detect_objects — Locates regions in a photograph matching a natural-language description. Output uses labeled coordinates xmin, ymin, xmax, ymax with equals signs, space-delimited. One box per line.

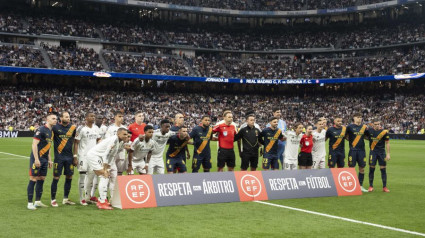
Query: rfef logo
xmin=234 ymin=171 xmax=268 ymax=201
xmin=125 ymin=179 xmax=151 ymax=204
xmin=338 ymin=171 xmax=356 ymax=192
xmin=116 ymin=175 xmax=157 ymax=209
xmin=330 ymin=168 xmax=362 ymax=196
xmin=240 ymin=174 xmax=262 ymax=197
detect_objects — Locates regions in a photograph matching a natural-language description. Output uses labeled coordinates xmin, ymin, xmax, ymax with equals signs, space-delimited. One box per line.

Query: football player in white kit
xmin=104 ymin=111 xmax=130 ymax=203
xmin=86 ymin=128 xmax=129 ymax=210
xmin=283 ymin=123 xmax=304 ymax=170
xmin=149 ymin=119 xmax=175 ymax=174
xmin=95 ymin=115 xmax=108 ymax=140
xmin=312 ymin=119 xmax=327 ymax=169
xmin=73 ymin=112 xmax=101 ymax=205
xmin=105 ymin=111 xmax=128 ymax=175
xmin=86 ymin=114 xmax=107 ymax=203
xmin=127 ymin=125 xmax=158 ymax=174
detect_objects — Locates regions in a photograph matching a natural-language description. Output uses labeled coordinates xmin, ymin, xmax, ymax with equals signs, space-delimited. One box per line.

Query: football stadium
xmin=1 ymin=0 xmax=425 ymax=237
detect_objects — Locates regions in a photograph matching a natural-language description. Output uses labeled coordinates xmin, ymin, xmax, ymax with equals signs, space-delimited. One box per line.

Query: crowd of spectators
xmin=99 ymin=24 xmax=165 ymax=44
xmin=26 ymin=16 xmax=99 ymax=38
xmin=340 ymin=24 xmax=425 ymax=49
xmin=165 ymin=22 xmax=425 ymax=50
xmin=303 ymin=47 xmax=425 ymax=79
xmin=1 ymin=86 xmax=424 ymax=134
xmin=218 ymin=46 xmax=425 ymax=79
xmin=167 ymin=29 xmax=339 ymax=50
xmin=144 ymin=0 xmax=389 ymax=11
xmin=223 ymin=57 xmax=301 ymax=79
xmin=0 ymin=13 xmax=26 ymax=34
xmin=0 ymin=44 xmax=46 ymax=68
xmin=44 ymin=44 xmax=103 ymax=71
xmin=2 ymin=12 xmax=425 ymax=51
xmin=2 ymin=43 xmax=425 ymax=79
xmin=188 ymin=55 xmax=229 ymax=77
xmin=104 ymin=51 xmax=190 ymax=75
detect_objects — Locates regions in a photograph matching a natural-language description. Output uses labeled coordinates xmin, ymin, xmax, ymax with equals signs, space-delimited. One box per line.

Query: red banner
xmin=112 ymin=175 xmax=157 ymax=209
xmin=234 ymin=171 xmax=268 ymax=202
xmin=330 ymin=168 xmax=362 ymax=196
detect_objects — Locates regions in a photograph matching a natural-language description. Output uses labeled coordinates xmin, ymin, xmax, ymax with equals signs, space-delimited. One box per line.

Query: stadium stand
xmin=141 ymin=0 xmax=391 ymax=11
xmin=1 ymin=83 xmax=424 ymax=134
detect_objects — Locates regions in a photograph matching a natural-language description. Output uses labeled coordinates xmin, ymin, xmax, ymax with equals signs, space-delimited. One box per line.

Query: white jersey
xmin=105 ymin=123 xmax=127 ymax=160
xmin=131 ymin=138 xmax=158 ymax=161
xmin=151 ymin=129 xmax=176 ymax=157
xmin=98 ymin=124 xmax=108 ymax=139
xmin=75 ymin=124 xmax=101 ymax=157
xmin=312 ymin=129 xmax=327 ymax=159
xmin=105 ymin=123 xmax=127 ymax=138
xmin=87 ymin=135 xmax=122 ymax=164
xmin=283 ymin=131 xmax=303 ymax=161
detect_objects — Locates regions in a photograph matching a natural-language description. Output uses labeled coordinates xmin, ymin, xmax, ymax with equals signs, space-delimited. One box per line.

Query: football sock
xmin=369 ymin=167 xmax=375 ymax=187
xmin=64 ymin=178 xmax=72 ymax=199
xmin=91 ymin=175 xmax=98 ymax=197
xmin=35 ymin=180 xmax=45 ymax=201
xmin=51 ymin=178 xmax=59 ymax=200
xmin=358 ymin=172 xmax=365 ymax=186
xmin=84 ymin=171 xmax=95 ymax=199
xmin=27 ymin=180 xmax=36 ymax=203
xmin=380 ymin=168 xmax=387 ymax=187
xmin=78 ymin=172 xmax=86 ymax=201
xmin=98 ymin=176 xmax=109 ymax=203
xmin=108 ymin=176 xmax=116 ymax=200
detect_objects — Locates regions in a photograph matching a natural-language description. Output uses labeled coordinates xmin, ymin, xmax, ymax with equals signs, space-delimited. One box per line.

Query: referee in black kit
xmin=235 ymin=114 xmax=263 ymax=171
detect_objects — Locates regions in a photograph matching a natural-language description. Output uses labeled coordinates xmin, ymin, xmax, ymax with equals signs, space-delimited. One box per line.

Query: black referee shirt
xmin=235 ymin=125 xmax=262 ymax=154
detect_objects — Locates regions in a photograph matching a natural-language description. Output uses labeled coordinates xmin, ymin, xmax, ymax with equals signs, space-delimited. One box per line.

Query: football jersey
xmin=365 ymin=128 xmax=390 ymax=153
xmin=312 ymin=129 xmax=326 ymax=158
xmin=105 ymin=123 xmax=127 ymax=138
xmin=128 ymin=122 xmax=146 ymax=142
xmin=300 ymin=134 xmax=313 ymax=153
xmin=189 ymin=125 xmax=213 ymax=158
xmin=75 ymin=124 xmax=101 ymax=157
xmin=152 ymin=129 xmax=176 ymax=156
xmin=166 ymin=135 xmax=188 ymax=160
xmin=283 ymin=131 xmax=303 ymax=160
xmin=346 ymin=124 xmax=367 ymax=151
xmin=260 ymin=127 xmax=283 ymax=157
xmin=131 ymin=138 xmax=158 ymax=161
xmin=52 ymin=123 xmax=76 ymax=159
xmin=98 ymin=124 xmax=107 ymax=139
xmin=213 ymin=123 xmax=237 ymax=149
xmin=87 ymin=135 xmax=122 ymax=164
xmin=31 ymin=125 xmax=54 ymax=160
xmin=326 ymin=126 xmax=346 ymax=153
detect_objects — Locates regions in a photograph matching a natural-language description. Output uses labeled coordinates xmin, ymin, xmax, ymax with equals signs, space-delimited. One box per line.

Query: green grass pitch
xmin=0 ymin=138 xmax=424 ymax=237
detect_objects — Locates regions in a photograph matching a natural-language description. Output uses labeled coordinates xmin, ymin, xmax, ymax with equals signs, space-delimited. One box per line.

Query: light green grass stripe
xmin=255 ymin=201 xmax=425 ymax=237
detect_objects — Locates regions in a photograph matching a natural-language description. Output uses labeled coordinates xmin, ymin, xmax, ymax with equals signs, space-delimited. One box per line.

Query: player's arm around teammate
xmin=166 ymin=126 xmax=191 ymax=174
xmin=50 ymin=112 xmax=78 ymax=206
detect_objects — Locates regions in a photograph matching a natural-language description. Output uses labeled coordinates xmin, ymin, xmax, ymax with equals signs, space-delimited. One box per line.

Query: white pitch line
xmin=0 ymin=151 xmax=28 ymax=159
xmin=255 ymin=200 xmax=425 ymax=237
